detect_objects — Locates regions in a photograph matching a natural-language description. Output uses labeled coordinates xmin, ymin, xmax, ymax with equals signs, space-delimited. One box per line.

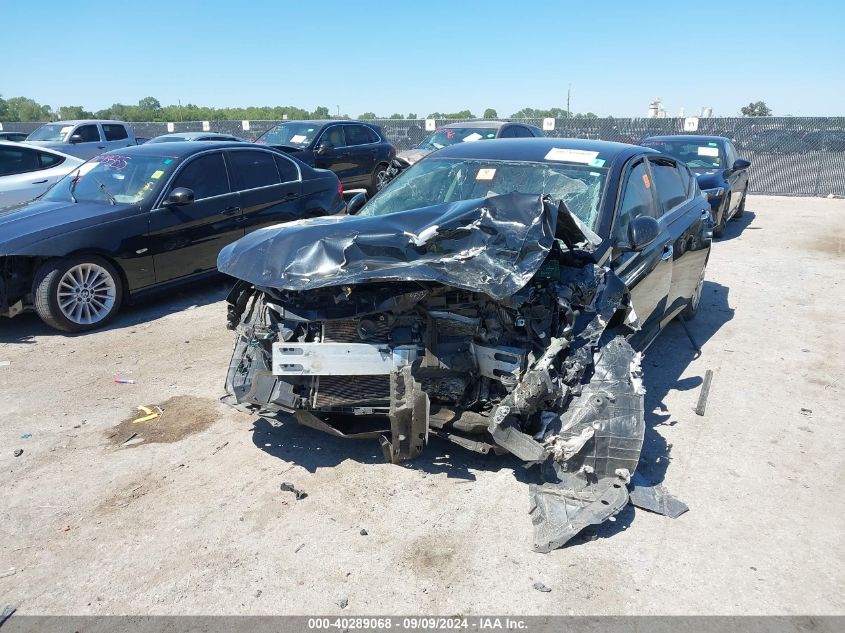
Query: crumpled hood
xmin=396 ymin=148 xmax=432 ymax=165
xmin=218 ymin=192 xmax=597 ymax=300
xmin=0 ymin=199 xmax=138 ymax=255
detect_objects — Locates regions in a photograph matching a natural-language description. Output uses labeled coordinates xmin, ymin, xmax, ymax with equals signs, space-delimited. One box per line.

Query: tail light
xmin=338 ymin=179 xmax=343 ymax=197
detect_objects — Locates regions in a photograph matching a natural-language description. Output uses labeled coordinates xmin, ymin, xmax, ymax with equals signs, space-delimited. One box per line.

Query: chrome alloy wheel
xmin=690 ymin=265 xmax=705 ymax=312
xmin=375 ymin=169 xmax=389 ymax=190
xmin=56 ymin=263 xmax=117 ymax=325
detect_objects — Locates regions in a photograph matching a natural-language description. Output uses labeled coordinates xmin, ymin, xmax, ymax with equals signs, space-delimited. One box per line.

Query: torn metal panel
xmin=628 ymin=472 xmax=690 ymax=518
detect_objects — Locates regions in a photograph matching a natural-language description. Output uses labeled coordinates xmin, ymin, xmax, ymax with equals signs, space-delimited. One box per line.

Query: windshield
xmin=147 ymin=135 xmax=189 ymax=143
xmin=44 ymin=153 xmax=176 ymax=204
xmin=642 ymin=139 xmax=724 ymax=169
xmin=27 ymin=124 xmax=74 ymax=142
xmin=359 ymin=157 xmax=607 ymax=230
xmin=255 ymin=122 xmax=320 ymax=148
xmin=418 ymin=127 xmax=498 ymax=150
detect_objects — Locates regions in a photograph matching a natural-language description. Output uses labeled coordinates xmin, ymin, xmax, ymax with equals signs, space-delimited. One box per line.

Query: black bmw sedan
xmin=0 ymin=141 xmax=344 ymax=332
xmin=254 ymin=120 xmax=396 ymax=195
xmin=642 ymin=135 xmax=751 ymax=237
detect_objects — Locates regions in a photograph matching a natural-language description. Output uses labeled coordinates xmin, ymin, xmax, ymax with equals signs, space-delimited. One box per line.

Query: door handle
xmin=661 ymin=244 xmax=674 ymax=261
xmin=31 ymin=179 xmax=48 ymax=184
xmin=221 ymin=206 xmax=241 ymax=216
xmin=97 ymin=145 xmax=105 ymax=149
xmin=283 ymin=193 xmax=297 ymax=200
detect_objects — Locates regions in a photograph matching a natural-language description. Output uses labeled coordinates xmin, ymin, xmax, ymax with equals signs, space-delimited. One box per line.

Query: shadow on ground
xmin=0 ymin=276 xmax=231 ymax=344
xmin=717 ymin=209 xmax=757 ymax=241
xmin=249 ymin=280 xmax=735 ymax=544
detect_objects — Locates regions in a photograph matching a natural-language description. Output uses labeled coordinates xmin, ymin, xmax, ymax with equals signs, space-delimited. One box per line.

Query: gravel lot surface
xmin=1 ymin=195 xmax=843 ymax=615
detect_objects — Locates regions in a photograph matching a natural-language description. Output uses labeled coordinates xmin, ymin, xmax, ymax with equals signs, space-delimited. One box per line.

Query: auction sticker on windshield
xmin=476 ymin=168 xmax=496 ymax=180
xmin=463 ymin=133 xmax=483 ymax=142
xmin=698 ymin=146 xmax=720 ymax=157
xmin=290 ymin=134 xmax=307 ymax=143
xmin=545 ymin=148 xmax=600 ymax=163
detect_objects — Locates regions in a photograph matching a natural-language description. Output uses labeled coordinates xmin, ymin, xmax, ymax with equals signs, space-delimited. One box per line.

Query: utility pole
xmin=337 ymin=105 xmax=340 ymax=117
xmin=567 ymin=84 xmax=571 ymax=117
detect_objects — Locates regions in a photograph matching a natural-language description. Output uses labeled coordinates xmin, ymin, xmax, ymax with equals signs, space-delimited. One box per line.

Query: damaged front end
xmin=220 ymin=193 xmax=646 ymax=551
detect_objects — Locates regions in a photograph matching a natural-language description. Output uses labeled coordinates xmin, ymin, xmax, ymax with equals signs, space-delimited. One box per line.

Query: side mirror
xmin=315 ymin=142 xmax=333 ymax=156
xmin=346 ymin=191 xmax=368 ymax=215
xmin=69 ymin=134 xmax=83 ymax=144
xmin=163 ymin=187 xmax=194 ymax=207
xmin=628 ymin=215 xmax=660 ymax=251
xmin=732 ymin=159 xmax=751 ymax=171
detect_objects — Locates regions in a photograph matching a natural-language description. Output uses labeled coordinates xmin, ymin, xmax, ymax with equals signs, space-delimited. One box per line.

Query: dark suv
xmin=255 ymin=120 xmax=396 ymax=194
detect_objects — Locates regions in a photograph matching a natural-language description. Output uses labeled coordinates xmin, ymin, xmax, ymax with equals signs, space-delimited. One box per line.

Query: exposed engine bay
xmin=220 ymin=193 xmax=653 ymax=551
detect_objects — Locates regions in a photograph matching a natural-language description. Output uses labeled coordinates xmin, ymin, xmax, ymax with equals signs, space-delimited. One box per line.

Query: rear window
xmin=103 ymin=124 xmax=129 ymax=141
xmin=228 ymin=150 xmax=281 ymax=190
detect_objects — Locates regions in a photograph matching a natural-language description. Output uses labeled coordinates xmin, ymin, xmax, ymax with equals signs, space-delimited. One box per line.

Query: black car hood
xmin=693 ymin=168 xmax=726 ymax=190
xmin=0 ymin=199 xmax=138 ymax=255
xmin=217 ymin=193 xmax=596 ymax=300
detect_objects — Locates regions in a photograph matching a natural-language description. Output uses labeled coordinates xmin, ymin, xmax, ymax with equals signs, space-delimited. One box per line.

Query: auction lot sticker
xmin=544 ymin=148 xmax=600 ymax=163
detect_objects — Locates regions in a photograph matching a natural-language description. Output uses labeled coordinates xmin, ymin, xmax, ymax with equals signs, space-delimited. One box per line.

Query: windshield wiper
xmin=67 ymin=169 xmax=81 ymax=203
xmin=93 ymin=178 xmax=117 ymax=205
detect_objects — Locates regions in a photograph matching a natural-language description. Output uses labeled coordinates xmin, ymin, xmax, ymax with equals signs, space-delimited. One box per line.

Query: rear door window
xmin=649 ymin=157 xmax=688 ymax=213
xmin=498 ymin=126 xmax=517 ymax=139
xmin=0 ymin=146 xmax=40 ymax=175
xmin=613 ymin=159 xmax=658 ymax=243
xmin=345 ymin=125 xmax=378 ymax=145
xmin=274 ymin=154 xmax=299 ymax=183
xmin=103 ymin=124 xmax=129 ymax=141
xmin=171 ymin=152 xmax=230 ymax=200
xmin=38 ymin=151 xmax=64 ymax=169
xmin=227 ymin=150 xmax=281 ymax=190
xmin=320 ymin=126 xmax=346 ymax=148
xmin=75 ymin=125 xmax=101 ymax=142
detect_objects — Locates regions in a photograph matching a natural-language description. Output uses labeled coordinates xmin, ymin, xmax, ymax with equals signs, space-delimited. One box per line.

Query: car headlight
xmin=703 ymin=187 xmax=725 ymax=200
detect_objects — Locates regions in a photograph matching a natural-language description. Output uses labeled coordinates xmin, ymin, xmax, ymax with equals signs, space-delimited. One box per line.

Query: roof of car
xmin=37 ymin=119 xmax=128 ymax=126
xmin=102 ymin=141 xmax=266 ymax=158
xmin=644 ymin=135 xmax=730 ymax=143
xmin=276 ymin=120 xmax=376 ymax=126
xmin=152 ymin=132 xmax=243 ymax=140
xmin=440 ymin=120 xmax=512 ymax=129
xmin=431 ymin=137 xmax=652 ymax=164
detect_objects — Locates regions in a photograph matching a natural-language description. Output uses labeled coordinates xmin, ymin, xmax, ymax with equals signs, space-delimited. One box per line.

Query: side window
xmin=0 ymin=146 xmax=39 ymax=175
xmin=38 ymin=151 xmax=64 ymax=169
xmin=103 ymin=124 xmax=129 ymax=141
xmin=171 ymin=152 xmax=230 ymax=200
xmin=74 ymin=125 xmax=101 ymax=142
xmin=514 ymin=126 xmax=535 ymax=138
xmin=725 ymin=142 xmax=738 ymax=166
xmin=274 ymin=154 xmax=299 ymax=182
xmin=498 ymin=126 xmax=517 ymax=139
xmin=345 ymin=125 xmax=377 ymax=145
xmin=228 ymin=150 xmax=281 ymax=190
xmin=321 ymin=126 xmax=346 ymax=148
xmin=613 ymin=160 xmax=657 ymax=243
xmin=677 ymin=162 xmax=692 ymax=196
xmin=649 ymin=158 xmax=688 ymax=212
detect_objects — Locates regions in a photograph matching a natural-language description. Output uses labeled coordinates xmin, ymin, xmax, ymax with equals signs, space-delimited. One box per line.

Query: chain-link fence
xmin=4 ymin=117 xmax=844 ymax=196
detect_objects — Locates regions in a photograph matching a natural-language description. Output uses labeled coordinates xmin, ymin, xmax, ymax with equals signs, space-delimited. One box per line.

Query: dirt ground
xmin=1 ymin=195 xmax=843 ymax=615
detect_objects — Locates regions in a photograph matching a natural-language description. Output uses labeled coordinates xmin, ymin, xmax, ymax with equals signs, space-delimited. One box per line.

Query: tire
xmin=713 ymin=194 xmax=730 ymax=238
xmin=33 ymin=255 xmax=123 ymax=333
xmin=734 ymin=188 xmax=747 ymax=218
xmin=681 ymin=261 xmax=706 ymax=321
xmin=367 ymin=163 xmax=390 ymax=196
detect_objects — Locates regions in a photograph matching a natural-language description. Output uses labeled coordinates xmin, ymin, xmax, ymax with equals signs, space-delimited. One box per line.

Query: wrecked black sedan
xmin=219 ymin=138 xmax=712 ymax=551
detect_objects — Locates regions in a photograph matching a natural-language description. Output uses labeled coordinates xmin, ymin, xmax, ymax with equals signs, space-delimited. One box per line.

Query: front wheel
xmin=681 ymin=262 xmax=706 ymax=321
xmin=33 ymin=256 xmax=123 ymax=332
xmin=367 ymin=163 xmax=390 ymax=196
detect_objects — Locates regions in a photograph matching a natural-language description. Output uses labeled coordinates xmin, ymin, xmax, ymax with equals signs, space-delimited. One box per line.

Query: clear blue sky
xmin=1 ymin=0 xmax=842 ymax=117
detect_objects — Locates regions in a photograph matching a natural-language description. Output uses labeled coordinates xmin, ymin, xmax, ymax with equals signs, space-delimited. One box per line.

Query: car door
xmin=102 ymin=123 xmax=134 ymax=152
xmin=147 ymin=151 xmax=244 ymax=283
xmin=648 ymin=156 xmax=711 ymax=323
xmin=343 ymin=124 xmax=379 ymax=185
xmin=609 ymin=157 xmax=673 ymax=348
xmin=313 ymin=125 xmax=356 ymax=183
xmin=0 ymin=145 xmax=75 ymax=206
xmin=724 ymin=141 xmax=748 ymax=210
xmin=68 ymin=123 xmax=106 ymax=159
xmin=226 ymin=148 xmax=305 ymax=233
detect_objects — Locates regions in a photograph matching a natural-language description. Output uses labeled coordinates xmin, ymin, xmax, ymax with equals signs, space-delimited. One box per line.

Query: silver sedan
xmin=0 ymin=142 xmax=85 ymax=208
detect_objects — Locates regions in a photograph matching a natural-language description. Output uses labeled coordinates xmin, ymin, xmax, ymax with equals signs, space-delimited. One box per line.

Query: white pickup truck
xmin=25 ymin=120 xmax=138 ymax=160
